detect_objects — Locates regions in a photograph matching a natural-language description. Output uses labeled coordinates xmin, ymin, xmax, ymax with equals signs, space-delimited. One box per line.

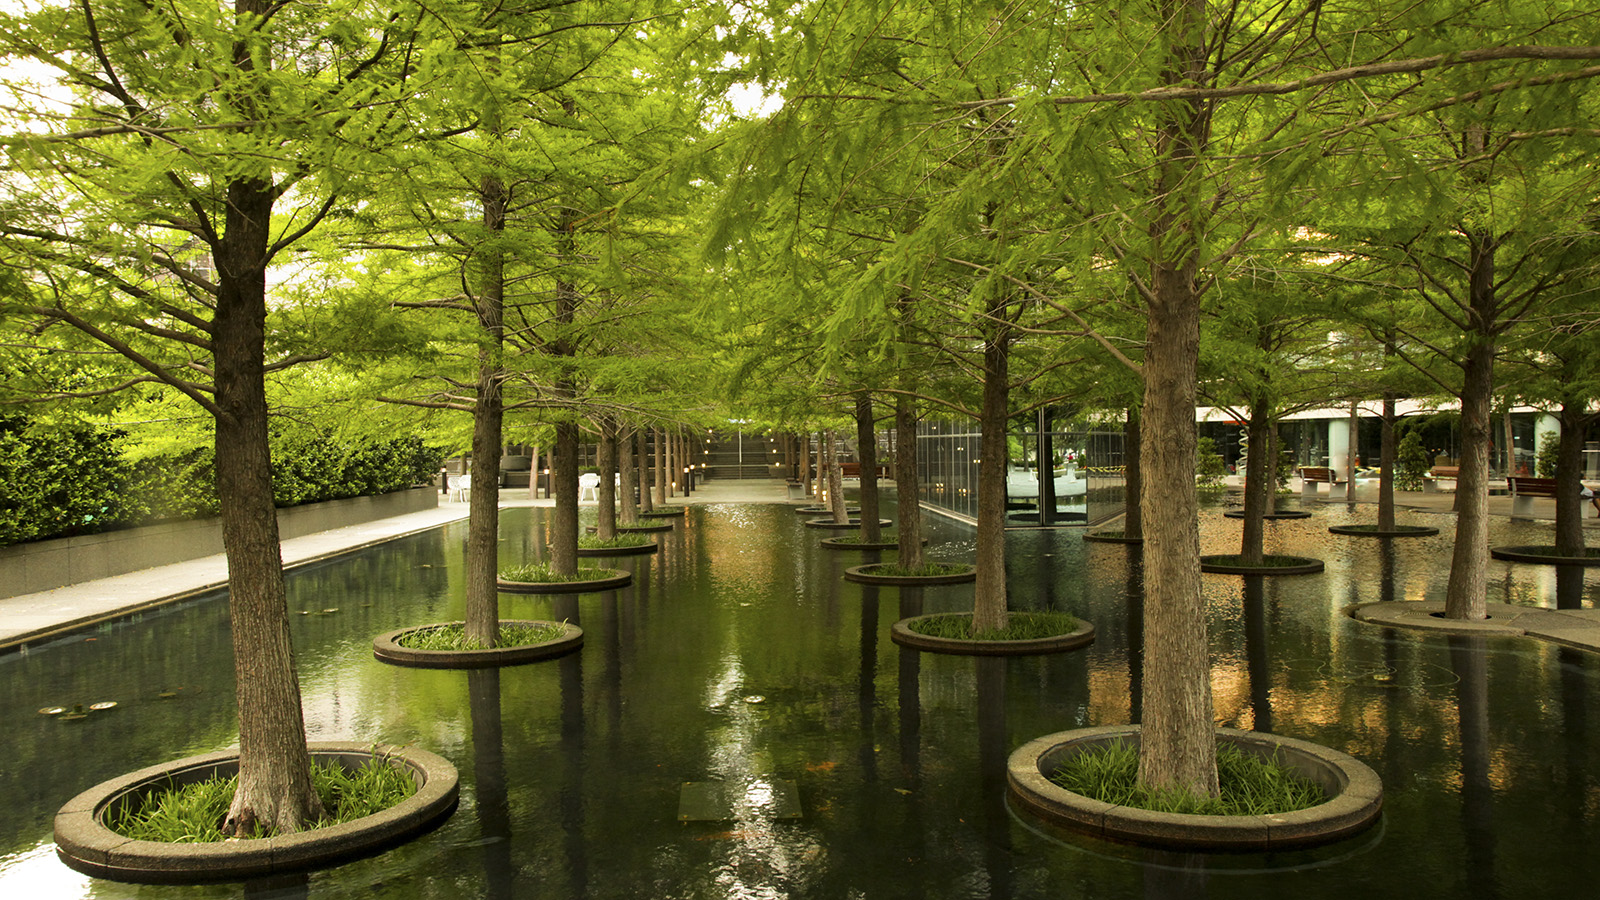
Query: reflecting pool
xmin=1 ymin=498 xmax=1597 ymax=898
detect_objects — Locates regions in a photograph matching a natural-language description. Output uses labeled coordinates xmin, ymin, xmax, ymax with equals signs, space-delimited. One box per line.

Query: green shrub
xmin=1050 ymin=740 xmax=1326 ymax=816
xmin=1536 ymin=432 xmax=1559 ymax=478
xmin=1396 ymin=430 xmax=1428 ymax=490
xmin=1196 ymin=436 xmax=1227 ymax=495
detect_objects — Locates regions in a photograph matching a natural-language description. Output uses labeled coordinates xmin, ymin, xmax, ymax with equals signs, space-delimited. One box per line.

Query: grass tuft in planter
xmin=394 ymin=621 xmax=567 ymax=651
xmin=576 ymin=535 xmax=653 ymax=550
xmin=908 ymin=611 xmax=1078 ymax=641
xmin=1050 ymin=740 xmax=1325 ymax=816
xmin=111 ymin=756 xmax=418 ymax=843
xmin=870 ymin=562 xmax=971 ymax=578
xmin=498 ymin=563 xmax=615 ymax=583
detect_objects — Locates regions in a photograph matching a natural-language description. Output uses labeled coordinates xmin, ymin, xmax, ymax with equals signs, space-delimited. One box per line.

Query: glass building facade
xmin=917 ymin=409 xmax=1128 ymax=527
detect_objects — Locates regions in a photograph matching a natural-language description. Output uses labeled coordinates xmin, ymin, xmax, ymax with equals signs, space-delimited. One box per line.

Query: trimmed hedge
xmin=0 ymin=417 xmax=443 ymax=547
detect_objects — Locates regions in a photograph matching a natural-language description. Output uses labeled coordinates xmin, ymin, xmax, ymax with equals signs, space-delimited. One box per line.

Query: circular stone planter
xmin=1328 ymin=524 xmax=1440 ymax=537
xmin=497 ymin=568 xmax=632 ymax=594
xmin=641 ymin=507 xmax=687 ymax=518
xmin=1007 ymin=726 xmax=1382 ymax=851
xmin=372 ymin=620 xmax=583 ymax=668
xmin=1199 ymin=555 xmax=1325 ymax=575
xmin=1223 ymin=509 xmax=1312 ymax=520
xmin=1083 ymin=531 xmax=1144 ymax=545
xmin=842 ymin=562 xmax=977 ymax=585
xmin=795 ymin=505 xmax=861 ymax=515
xmin=804 ymin=517 xmax=893 ymax=530
xmin=1489 ymin=545 xmax=1600 ymax=566
xmin=575 ymin=542 xmax=658 ymax=557
xmin=820 ymin=537 xmax=929 ymax=551
xmin=54 ymin=743 xmax=459 ymax=884
xmin=890 ymin=612 xmax=1094 ymax=656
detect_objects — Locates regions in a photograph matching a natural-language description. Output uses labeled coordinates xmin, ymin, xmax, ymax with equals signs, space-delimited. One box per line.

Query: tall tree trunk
xmin=215 ymin=169 xmax=321 ymax=836
xmin=1346 ymin=402 xmax=1361 ymax=501
xmin=464 ymin=166 xmax=507 ymax=649
xmin=1379 ymin=395 xmax=1397 ymax=531
xmin=664 ymin=430 xmax=676 ymax=498
xmin=620 ymin=428 xmax=639 ymax=526
xmin=596 ymin=422 xmax=617 ymax=540
xmin=972 ymin=330 xmax=1011 ymax=633
xmin=1124 ymin=406 xmax=1143 ymax=539
xmin=653 ymin=428 xmax=667 ymax=506
xmin=528 ymin=445 xmax=541 ymax=501
xmin=895 ymin=394 xmax=924 ymax=569
xmin=1137 ymin=0 xmax=1218 ymax=798
xmin=827 ymin=430 xmax=849 ymax=523
xmin=1239 ymin=403 xmax=1272 ymax=566
xmin=856 ymin=396 xmax=882 ymax=543
xmin=1554 ymin=404 xmax=1589 ymax=556
xmin=1445 ymin=232 xmax=1496 ymax=621
xmin=551 ymin=422 xmax=580 ymax=576
xmin=637 ymin=429 xmax=655 ymax=514
xmin=801 ymin=432 xmax=814 ymax=500
xmin=814 ymin=432 xmax=826 ymax=503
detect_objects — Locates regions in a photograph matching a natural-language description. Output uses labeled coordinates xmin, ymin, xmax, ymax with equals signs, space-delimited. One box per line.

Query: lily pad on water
xmin=39 ymin=707 xmax=66 ymax=716
xmin=90 ymin=701 xmax=118 ymax=711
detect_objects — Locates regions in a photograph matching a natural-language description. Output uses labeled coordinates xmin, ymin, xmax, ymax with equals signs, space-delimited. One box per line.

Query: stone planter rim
xmin=805 ymin=517 xmax=894 ymax=530
xmin=496 ymin=568 xmax=631 ymax=594
xmin=890 ymin=612 xmax=1094 ymax=656
xmin=843 ymin=562 xmax=977 ymax=585
xmin=1223 ymin=509 xmax=1313 ymax=520
xmin=640 ymin=507 xmax=687 ymax=518
xmin=1328 ymin=524 xmax=1440 ymax=537
xmin=1199 ymin=554 xmax=1325 ymax=576
xmin=54 ymin=742 xmax=459 ymax=884
xmin=794 ymin=505 xmax=861 ymax=514
xmin=372 ymin=620 xmax=582 ymax=668
xmin=1007 ymin=725 xmax=1382 ymax=851
xmin=1488 ymin=545 xmax=1600 ymax=567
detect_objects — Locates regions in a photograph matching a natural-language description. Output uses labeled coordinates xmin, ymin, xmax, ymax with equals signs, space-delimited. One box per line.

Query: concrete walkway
xmin=0 ymin=479 xmax=796 ymax=652
xmin=1351 ymin=601 xmax=1600 ymax=654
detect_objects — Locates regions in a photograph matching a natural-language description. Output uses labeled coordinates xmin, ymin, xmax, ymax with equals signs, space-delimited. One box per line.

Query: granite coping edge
xmin=1349 ymin=600 xmax=1600 ymax=653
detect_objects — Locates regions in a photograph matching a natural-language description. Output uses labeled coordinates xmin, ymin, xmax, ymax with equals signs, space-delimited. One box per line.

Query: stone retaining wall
xmin=0 ymin=488 xmax=438 ymax=597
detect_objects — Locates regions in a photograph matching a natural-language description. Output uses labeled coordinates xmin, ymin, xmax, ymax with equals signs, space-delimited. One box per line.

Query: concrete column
xmin=1327 ymin=417 xmax=1351 ymax=495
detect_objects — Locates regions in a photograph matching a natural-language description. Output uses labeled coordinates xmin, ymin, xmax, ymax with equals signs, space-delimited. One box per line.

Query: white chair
xmin=579 ymin=472 xmax=602 ymax=501
xmin=448 ymin=474 xmax=471 ymax=502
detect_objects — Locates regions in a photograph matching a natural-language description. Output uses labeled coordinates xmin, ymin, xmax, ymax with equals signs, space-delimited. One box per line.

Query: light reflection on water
xmin=0 ymin=497 xmax=1596 ymax=899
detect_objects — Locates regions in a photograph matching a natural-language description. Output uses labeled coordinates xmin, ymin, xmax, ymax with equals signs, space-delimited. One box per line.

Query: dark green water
xmin=2 ymin=499 xmax=1597 ymax=898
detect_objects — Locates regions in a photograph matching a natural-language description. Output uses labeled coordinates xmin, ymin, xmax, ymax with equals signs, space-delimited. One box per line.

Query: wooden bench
xmin=1424 ymin=465 xmax=1459 ymax=492
xmin=1508 ymin=476 xmax=1558 ymax=517
xmin=1299 ymin=466 xmax=1336 ymax=497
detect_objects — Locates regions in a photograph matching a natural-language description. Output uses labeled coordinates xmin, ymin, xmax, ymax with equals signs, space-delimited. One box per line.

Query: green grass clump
xmin=111 ymin=756 xmax=419 ymax=843
xmin=908 ymin=611 xmax=1079 ymax=641
xmin=498 ymin=563 xmax=615 ymax=583
xmin=870 ymin=562 xmax=972 ymax=578
xmin=395 ymin=621 xmax=567 ymax=651
xmin=1050 ymin=740 xmax=1326 ymax=816
xmin=576 ymin=535 xmax=653 ymax=550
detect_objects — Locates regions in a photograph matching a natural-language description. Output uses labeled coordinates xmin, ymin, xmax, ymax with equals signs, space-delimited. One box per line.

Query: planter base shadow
xmin=575 ymin=542 xmax=658 ymax=557
xmin=805 ymin=518 xmax=893 ymax=530
xmin=795 ymin=505 xmax=860 ymax=515
xmin=1489 ymin=545 xmax=1600 ymax=566
xmin=1083 ymin=531 xmax=1144 ymax=545
xmin=890 ymin=613 xmax=1094 ymax=656
xmin=373 ymin=620 xmax=583 ymax=668
xmin=1007 ymin=726 xmax=1382 ymax=851
xmin=55 ymin=743 xmax=459 ymax=884
xmin=820 ymin=537 xmax=928 ymax=551
xmin=1200 ymin=555 xmax=1325 ymax=575
xmin=1328 ymin=524 xmax=1440 ymax=537
xmin=641 ymin=507 xmax=687 ymax=518
xmin=843 ymin=563 xmax=976 ymax=585
xmin=1223 ymin=509 xmax=1312 ymax=520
